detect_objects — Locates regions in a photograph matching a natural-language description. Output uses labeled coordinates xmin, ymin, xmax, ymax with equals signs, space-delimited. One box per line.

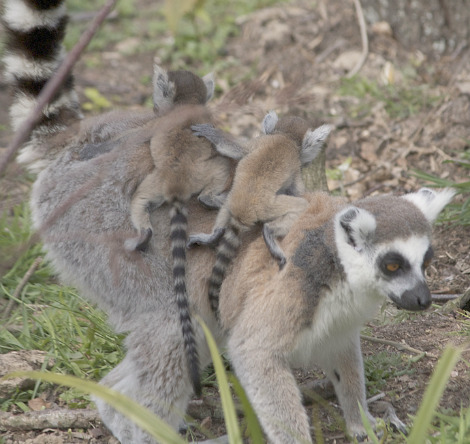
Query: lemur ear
xmin=402 ymin=188 xmax=456 ymax=224
xmin=152 ymin=63 xmax=175 ymax=114
xmin=336 ymin=206 xmax=376 ymax=252
xmin=262 ymin=110 xmax=278 ymax=134
xmin=202 ymin=72 xmax=215 ymax=102
xmin=300 ymin=124 xmax=333 ymax=165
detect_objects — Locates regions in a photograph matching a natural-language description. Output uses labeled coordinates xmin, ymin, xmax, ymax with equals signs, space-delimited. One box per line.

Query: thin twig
xmin=367 ymin=392 xmax=386 ymax=404
xmin=431 ymin=293 xmax=461 ymax=302
xmin=346 ymin=0 xmax=369 ymax=78
xmin=360 ymin=334 xmax=437 ymax=359
xmin=2 ymin=257 xmax=43 ymax=322
xmin=0 ymin=0 xmax=118 ymax=177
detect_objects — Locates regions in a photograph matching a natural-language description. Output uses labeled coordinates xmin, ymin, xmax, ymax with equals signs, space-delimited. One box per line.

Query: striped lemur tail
xmin=170 ymin=202 xmax=201 ymax=396
xmin=2 ymin=0 xmax=81 ymax=173
xmin=208 ymin=218 xmax=242 ymax=318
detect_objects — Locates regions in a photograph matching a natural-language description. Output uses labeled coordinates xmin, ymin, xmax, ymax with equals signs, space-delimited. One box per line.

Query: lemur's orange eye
xmin=386 ymin=263 xmax=400 ymax=272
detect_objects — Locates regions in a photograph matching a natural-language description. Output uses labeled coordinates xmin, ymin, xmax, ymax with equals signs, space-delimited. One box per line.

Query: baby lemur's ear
xmin=335 ymin=206 xmax=376 ymax=252
xmin=153 ymin=63 xmax=176 ymax=114
xmin=402 ymin=188 xmax=456 ymax=224
xmin=300 ymin=124 xmax=333 ymax=165
xmin=262 ymin=110 xmax=278 ymax=134
xmin=202 ymin=72 xmax=215 ymax=102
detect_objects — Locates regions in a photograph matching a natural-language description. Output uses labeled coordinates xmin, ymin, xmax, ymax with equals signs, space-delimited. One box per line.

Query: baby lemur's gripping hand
xmin=191 ymin=124 xmax=245 ymax=160
xmin=187 ymin=227 xmax=225 ymax=249
xmin=191 ymin=124 xmax=220 ymax=144
xmin=125 ymin=228 xmax=153 ymax=252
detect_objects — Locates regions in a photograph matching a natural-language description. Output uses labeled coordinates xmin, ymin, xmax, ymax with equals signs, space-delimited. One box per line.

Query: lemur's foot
xmin=198 ymin=193 xmax=227 ymax=210
xmin=125 ymin=228 xmax=153 ymax=252
xmin=262 ymin=224 xmax=287 ymax=270
xmin=278 ymin=255 xmax=287 ymax=270
xmin=187 ymin=227 xmax=225 ymax=249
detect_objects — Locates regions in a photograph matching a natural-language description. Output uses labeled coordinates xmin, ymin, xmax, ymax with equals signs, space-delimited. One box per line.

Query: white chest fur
xmin=289 ymin=280 xmax=382 ymax=368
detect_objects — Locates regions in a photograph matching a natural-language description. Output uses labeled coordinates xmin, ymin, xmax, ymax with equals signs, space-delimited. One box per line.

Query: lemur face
xmin=334 ymin=188 xmax=455 ymax=311
xmin=374 ymin=237 xmax=434 ymax=310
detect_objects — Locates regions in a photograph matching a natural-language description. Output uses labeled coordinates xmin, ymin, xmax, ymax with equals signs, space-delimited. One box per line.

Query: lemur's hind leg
xmin=262 ymin=224 xmax=288 ymax=269
xmin=187 ymin=227 xmax=225 ymax=249
xmin=126 ymin=171 xmax=165 ymax=251
xmin=95 ymin=311 xmax=210 ymax=444
xmin=198 ymin=191 xmax=228 ymax=210
xmin=187 ymin=206 xmax=230 ymax=248
xmin=262 ymin=195 xmax=308 ymax=269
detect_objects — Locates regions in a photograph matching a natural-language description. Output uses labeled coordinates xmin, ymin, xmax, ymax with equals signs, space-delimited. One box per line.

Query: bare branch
xmin=0 ymin=0 xmax=118 ymax=178
xmin=360 ymin=334 xmax=437 ymax=359
xmin=346 ymin=0 xmax=369 ymax=78
xmin=0 ymin=409 xmax=100 ymax=432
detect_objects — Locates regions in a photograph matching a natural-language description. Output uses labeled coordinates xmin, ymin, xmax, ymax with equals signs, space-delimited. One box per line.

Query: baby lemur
xmin=122 ymin=66 xmax=244 ymax=396
xmin=188 ymin=111 xmax=332 ymax=316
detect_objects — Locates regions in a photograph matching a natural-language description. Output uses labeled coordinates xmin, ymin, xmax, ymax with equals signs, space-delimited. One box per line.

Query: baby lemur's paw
xmin=187 ymin=228 xmax=225 ymax=249
xmin=198 ymin=193 xmax=226 ymax=210
xmin=125 ymin=228 xmax=153 ymax=252
xmin=191 ymin=123 xmax=219 ymax=145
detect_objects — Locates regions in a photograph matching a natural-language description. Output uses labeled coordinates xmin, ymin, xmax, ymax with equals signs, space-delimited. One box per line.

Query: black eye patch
xmin=422 ymin=246 xmax=434 ymax=269
xmin=378 ymin=251 xmax=410 ymax=277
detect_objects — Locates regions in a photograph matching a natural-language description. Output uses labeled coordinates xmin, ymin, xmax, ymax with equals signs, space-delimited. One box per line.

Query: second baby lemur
xmin=188 ymin=111 xmax=332 ymax=316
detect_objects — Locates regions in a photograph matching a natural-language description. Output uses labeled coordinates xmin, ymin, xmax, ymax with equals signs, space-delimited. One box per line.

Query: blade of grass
xmin=407 ymin=345 xmax=462 ymax=444
xmin=358 ymin=403 xmax=380 ymax=444
xmin=195 ymin=315 xmax=242 ymax=444
xmin=229 ymin=374 xmax=264 ymax=443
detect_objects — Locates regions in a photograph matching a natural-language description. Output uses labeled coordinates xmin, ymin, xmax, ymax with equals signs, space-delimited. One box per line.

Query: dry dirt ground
xmin=1 ymin=0 xmax=469 ymax=442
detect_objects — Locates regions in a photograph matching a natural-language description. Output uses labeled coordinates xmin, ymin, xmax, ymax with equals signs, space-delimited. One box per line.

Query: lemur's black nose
xmin=394 ymin=282 xmax=432 ymax=311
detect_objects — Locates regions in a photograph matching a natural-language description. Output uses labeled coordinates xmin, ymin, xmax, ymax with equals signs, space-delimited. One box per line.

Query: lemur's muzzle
xmin=389 ymin=282 xmax=432 ymax=311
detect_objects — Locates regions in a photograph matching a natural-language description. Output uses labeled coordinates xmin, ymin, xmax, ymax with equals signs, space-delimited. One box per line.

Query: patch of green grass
xmin=0 ymin=203 xmax=124 ymax=410
xmin=64 ymin=0 xmax=140 ymax=52
xmin=364 ymin=351 xmax=414 ymax=396
xmin=64 ymin=0 xmax=287 ymax=79
xmin=149 ymin=0 xmax=288 ymax=73
xmin=429 ymin=407 xmax=470 ymax=443
xmin=338 ymin=75 xmax=441 ymax=120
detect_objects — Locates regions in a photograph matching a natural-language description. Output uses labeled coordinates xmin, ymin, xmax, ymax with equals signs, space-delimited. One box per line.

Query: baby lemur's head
xmin=153 ymin=64 xmax=215 ymax=114
xmin=168 ymin=70 xmax=210 ymax=105
xmin=261 ymin=110 xmax=332 ymax=166
xmin=272 ymin=115 xmax=311 ymax=147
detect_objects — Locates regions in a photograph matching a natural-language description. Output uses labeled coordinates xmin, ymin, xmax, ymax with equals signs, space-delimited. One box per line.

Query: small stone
xmin=371 ymin=21 xmax=393 ymax=37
